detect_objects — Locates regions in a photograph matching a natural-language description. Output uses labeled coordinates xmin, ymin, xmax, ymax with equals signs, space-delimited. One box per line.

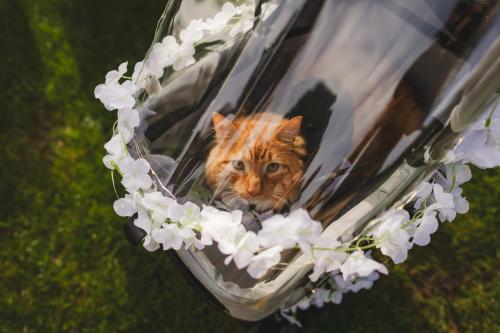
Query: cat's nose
xmin=247 ymin=181 xmax=262 ymax=197
xmin=247 ymin=187 xmax=262 ymax=197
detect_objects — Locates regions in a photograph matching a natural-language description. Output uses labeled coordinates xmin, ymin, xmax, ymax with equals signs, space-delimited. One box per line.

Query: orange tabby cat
xmin=205 ymin=112 xmax=306 ymax=212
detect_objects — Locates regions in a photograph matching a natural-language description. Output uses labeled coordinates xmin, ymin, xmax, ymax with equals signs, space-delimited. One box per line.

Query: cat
xmin=205 ymin=112 xmax=306 ymax=213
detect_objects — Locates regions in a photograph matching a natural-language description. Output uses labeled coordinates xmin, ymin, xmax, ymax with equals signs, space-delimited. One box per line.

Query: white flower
xmin=372 ymin=210 xmax=411 ymax=264
xmin=224 ymin=231 xmax=259 ymax=269
xmin=131 ymin=61 xmax=149 ymax=89
xmin=222 ymin=2 xmax=237 ymax=16
xmin=205 ymin=3 xmax=236 ymax=33
xmin=151 ymin=223 xmax=184 ymax=250
xmin=311 ymin=288 xmax=330 ymax=308
xmin=172 ymin=42 xmax=195 ymax=71
xmin=297 ymin=298 xmax=312 ymax=310
xmin=453 ymin=116 xmax=500 ymax=169
xmin=199 ymin=206 xmax=245 ymax=251
xmin=332 ymin=272 xmax=379 ymax=297
xmin=486 ymin=118 xmax=500 ymax=144
xmin=117 ymin=108 xmax=140 ymax=143
xmin=414 ymin=181 xmax=433 ymax=210
xmin=146 ymin=36 xmax=180 ymax=76
xmin=433 ymin=183 xmax=456 ymax=222
xmin=119 ymin=157 xmax=153 ymax=191
xmin=134 ymin=210 xmax=160 ymax=252
xmin=246 ymin=245 xmax=282 ymax=279
xmin=167 ymin=201 xmax=201 ymax=227
xmin=94 ymin=62 xmax=138 ymax=111
xmin=340 ymin=250 xmax=388 ymax=281
xmin=113 ymin=193 xmax=139 ymax=217
xmin=258 ymin=209 xmax=322 ymax=255
xmin=104 ymin=61 xmax=128 ymax=84
xmin=179 ymin=19 xmax=207 ymax=43
xmin=330 ymin=290 xmax=343 ymax=304
xmin=131 ymin=60 xmax=165 ymax=90
xmin=448 ymin=164 xmax=472 ymax=186
xmin=179 ymin=227 xmax=204 ymax=250
xmin=103 ymin=134 xmax=127 ymax=169
xmin=413 ymin=209 xmax=439 ymax=246
xmin=308 ymin=237 xmax=347 ymax=282
xmin=141 ymin=191 xmax=176 ymax=222
xmin=451 ymin=187 xmax=469 ymax=215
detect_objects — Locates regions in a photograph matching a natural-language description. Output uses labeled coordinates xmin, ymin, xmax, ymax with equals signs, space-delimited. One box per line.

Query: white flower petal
xmin=113 ymin=197 xmax=136 ymax=217
xmin=247 ymin=246 xmax=282 ymax=279
xmin=340 ymin=251 xmax=388 ymax=281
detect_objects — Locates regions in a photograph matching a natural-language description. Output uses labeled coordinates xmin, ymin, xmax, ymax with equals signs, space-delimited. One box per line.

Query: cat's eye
xmin=267 ymin=163 xmax=280 ymax=173
xmin=231 ymin=160 xmax=245 ymax=171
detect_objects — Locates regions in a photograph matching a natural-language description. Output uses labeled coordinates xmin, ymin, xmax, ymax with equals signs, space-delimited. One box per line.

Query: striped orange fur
xmin=206 ymin=112 xmax=306 ymax=212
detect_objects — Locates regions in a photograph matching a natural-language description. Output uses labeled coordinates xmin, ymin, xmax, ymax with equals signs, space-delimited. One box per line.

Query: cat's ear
xmin=212 ymin=112 xmax=235 ymax=141
xmin=276 ymin=116 xmax=302 ymax=144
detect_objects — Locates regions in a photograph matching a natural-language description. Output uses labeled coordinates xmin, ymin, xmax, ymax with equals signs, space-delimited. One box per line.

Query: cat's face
xmin=206 ymin=112 xmax=306 ymax=212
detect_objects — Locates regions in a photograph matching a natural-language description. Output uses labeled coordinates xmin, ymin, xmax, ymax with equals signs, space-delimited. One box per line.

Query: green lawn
xmin=0 ymin=1 xmax=498 ymax=332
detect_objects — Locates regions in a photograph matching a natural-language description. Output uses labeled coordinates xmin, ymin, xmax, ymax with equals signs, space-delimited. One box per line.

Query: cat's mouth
xmin=220 ymin=191 xmax=281 ymax=213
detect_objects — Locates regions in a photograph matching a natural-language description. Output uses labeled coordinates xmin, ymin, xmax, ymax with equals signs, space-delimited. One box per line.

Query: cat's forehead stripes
xmin=247 ymin=143 xmax=273 ymax=162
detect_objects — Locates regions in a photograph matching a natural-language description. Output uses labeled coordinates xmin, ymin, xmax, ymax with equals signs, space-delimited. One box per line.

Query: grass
xmin=0 ymin=1 xmax=498 ymax=332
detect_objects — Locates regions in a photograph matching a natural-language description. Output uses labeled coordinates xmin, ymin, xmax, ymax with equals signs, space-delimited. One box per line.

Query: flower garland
xmin=280 ymin=100 xmax=500 ymax=326
xmin=94 ymin=1 xmax=500 ymax=326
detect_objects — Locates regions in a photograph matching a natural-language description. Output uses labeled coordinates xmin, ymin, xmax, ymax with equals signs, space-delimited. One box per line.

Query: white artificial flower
xmin=117 ymin=108 xmax=140 ymax=143
xmin=311 ymin=288 xmax=330 ymax=308
xmin=486 ymin=118 xmax=500 ymax=144
xmin=205 ymin=3 xmax=236 ymax=33
xmin=103 ymin=134 xmax=127 ymax=169
xmin=330 ymin=290 xmax=343 ymax=304
xmin=179 ymin=226 xmax=204 ymax=250
xmin=449 ymin=164 xmax=472 ymax=186
xmin=94 ymin=62 xmax=138 ymax=111
xmin=414 ymin=181 xmax=433 ymax=210
xmin=231 ymin=3 xmax=255 ymax=36
xmin=290 ymin=209 xmax=323 ymax=256
xmin=247 ymin=245 xmax=283 ymax=279
xmin=224 ymin=231 xmax=259 ymax=269
xmin=167 ymin=201 xmax=201 ymax=227
xmin=296 ymin=297 xmax=312 ymax=310
xmin=333 ymin=271 xmax=379 ymax=294
xmin=151 ymin=223 xmax=184 ymax=250
xmin=146 ymin=36 xmax=180 ymax=76
xmin=199 ymin=206 xmax=245 ymax=251
xmin=172 ymin=42 xmax=196 ymax=71
xmin=451 ymin=187 xmax=469 ymax=215
xmin=132 ymin=61 xmax=158 ymax=89
xmin=105 ymin=61 xmax=128 ymax=84
xmin=258 ymin=209 xmax=322 ymax=255
xmin=308 ymin=237 xmax=347 ymax=282
xmin=141 ymin=191 xmax=176 ymax=222
xmin=413 ymin=209 xmax=439 ymax=246
xmin=179 ymin=19 xmax=207 ymax=43
xmin=119 ymin=157 xmax=153 ymax=191
xmin=113 ymin=193 xmax=139 ymax=217
xmin=372 ymin=210 xmax=411 ymax=264
xmin=133 ymin=210 xmax=160 ymax=252
xmin=222 ymin=2 xmax=237 ymax=16
xmin=432 ymin=183 xmax=456 ymax=222
xmin=340 ymin=250 xmax=388 ymax=281
xmin=453 ymin=113 xmax=500 ymax=168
